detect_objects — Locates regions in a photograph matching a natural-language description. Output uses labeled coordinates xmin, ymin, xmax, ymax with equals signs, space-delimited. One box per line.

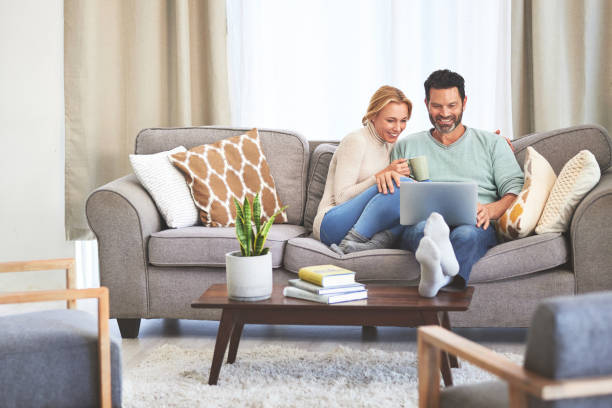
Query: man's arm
xmin=477 ymin=133 xmax=523 ymax=229
xmin=477 ymin=193 xmax=517 ymax=229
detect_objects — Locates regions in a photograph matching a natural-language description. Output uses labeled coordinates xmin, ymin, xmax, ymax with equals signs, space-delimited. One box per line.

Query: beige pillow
xmin=497 ymin=147 xmax=557 ymax=239
xmin=169 ymin=128 xmax=288 ymax=227
xmin=535 ymin=150 xmax=600 ymax=234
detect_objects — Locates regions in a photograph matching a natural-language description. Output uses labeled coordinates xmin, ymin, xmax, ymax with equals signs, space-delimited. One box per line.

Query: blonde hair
xmin=361 ymin=85 xmax=412 ymax=125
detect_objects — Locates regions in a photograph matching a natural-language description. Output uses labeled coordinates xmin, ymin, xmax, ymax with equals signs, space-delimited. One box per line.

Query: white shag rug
xmin=124 ymin=343 xmax=522 ymax=407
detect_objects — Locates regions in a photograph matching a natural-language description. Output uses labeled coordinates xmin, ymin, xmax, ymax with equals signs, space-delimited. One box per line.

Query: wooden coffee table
xmin=192 ymin=284 xmax=474 ymax=386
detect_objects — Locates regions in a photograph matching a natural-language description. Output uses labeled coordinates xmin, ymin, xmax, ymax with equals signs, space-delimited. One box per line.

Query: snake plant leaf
xmin=233 ymin=196 xmax=287 ymax=257
xmin=233 ymin=202 xmax=248 ymax=255
xmin=234 ymin=212 xmax=248 ymax=256
xmin=253 ymin=193 xmax=262 ymax=234
xmin=233 ymin=197 xmax=244 ymax=222
xmin=254 ymin=230 xmax=265 ymax=255
xmin=243 ymin=196 xmax=253 ymax=256
xmin=255 ymin=204 xmax=286 ymax=253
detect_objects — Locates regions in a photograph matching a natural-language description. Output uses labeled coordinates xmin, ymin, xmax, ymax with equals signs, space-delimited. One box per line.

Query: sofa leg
xmin=361 ymin=325 xmax=377 ymax=340
xmin=117 ymin=318 xmax=141 ymax=338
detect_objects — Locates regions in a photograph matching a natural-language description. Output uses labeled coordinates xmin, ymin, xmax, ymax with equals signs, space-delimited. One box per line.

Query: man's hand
xmin=476 ymin=203 xmax=491 ymax=230
xmin=476 ymin=194 xmax=517 ymax=229
xmin=375 ymin=159 xmax=410 ymax=194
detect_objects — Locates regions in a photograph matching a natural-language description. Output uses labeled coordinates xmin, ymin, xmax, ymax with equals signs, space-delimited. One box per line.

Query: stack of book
xmin=283 ymin=264 xmax=367 ymax=304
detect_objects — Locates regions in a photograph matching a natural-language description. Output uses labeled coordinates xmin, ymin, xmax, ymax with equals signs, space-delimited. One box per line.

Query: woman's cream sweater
xmin=312 ymin=124 xmax=394 ymax=240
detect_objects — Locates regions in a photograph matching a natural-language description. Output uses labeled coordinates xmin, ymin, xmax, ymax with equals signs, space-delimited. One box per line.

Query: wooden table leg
xmin=209 ymin=309 xmax=235 ymax=385
xmin=421 ymin=312 xmax=453 ymax=386
xmin=441 ymin=311 xmax=459 ymax=368
xmin=227 ymin=321 xmax=244 ymax=364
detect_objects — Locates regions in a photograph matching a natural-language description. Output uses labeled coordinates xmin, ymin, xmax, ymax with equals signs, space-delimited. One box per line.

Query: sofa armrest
xmin=570 ymin=168 xmax=612 ymax=293
xmin=86 ymin=174 xmax=163 ymax=318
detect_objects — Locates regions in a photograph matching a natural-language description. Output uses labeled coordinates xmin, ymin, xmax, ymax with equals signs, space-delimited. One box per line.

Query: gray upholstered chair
xmin=418 ymin=291 xmax=612 ymax=407
xmin=0 ymin=259 xmax=122 ymax=408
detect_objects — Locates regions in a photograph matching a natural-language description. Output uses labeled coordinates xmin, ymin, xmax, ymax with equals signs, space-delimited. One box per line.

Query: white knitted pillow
xmin=535 ymin=150 xmax=600 ymax=234
xmin=129 ymin=146 xmax=199 ymax=228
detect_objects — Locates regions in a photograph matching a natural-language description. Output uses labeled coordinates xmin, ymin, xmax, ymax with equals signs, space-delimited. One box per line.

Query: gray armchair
xmin=418 ymin=291 xmax=612 ymax=407
xmin=0 ymin=259 xmax=122 ymax=408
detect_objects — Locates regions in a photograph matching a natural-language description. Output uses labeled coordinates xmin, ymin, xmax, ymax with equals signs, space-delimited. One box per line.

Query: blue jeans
xmin=400 ymin=221 xmax=498 ymax=287
xmin=319 ymin=177 xmax=412 ymax=246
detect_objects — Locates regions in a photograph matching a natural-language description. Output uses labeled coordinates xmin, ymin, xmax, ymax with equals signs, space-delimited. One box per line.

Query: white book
xmin=283 ymin=286 xmax=368 ymax=304
xmin=288 ymin=278 xmax=365 ymax=295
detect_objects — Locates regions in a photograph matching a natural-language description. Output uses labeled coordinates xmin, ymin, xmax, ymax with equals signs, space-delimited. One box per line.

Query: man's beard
xmin=429 ymin=111 xmax=463 ymax=134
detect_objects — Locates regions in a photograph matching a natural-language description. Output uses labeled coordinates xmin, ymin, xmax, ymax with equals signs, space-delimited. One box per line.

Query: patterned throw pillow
xmin=535 ymin=150 xmax=600 ymax=234
xmin=129 ymin=146 xmax=199 ymax=228
xmin=169 ymin=128 xmax=288 ymax=227
xmin=497 ymin=147 xmax=556 ymax=240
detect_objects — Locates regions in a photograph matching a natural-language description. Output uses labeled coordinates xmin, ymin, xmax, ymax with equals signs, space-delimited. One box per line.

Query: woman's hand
xmin=375 ymin=159 xmax=410 ymax=194
xmin=495 ymin=129 xmax=515 ymax=152
xmin=476 ymin=203 xmax=491 ymax=230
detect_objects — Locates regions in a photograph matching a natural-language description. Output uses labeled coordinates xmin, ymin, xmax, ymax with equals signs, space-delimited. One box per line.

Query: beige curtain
xmin=511 ymin=0 xmax=612 ymax=137
xmin=64 ymin=0 xmax=230 ymax=240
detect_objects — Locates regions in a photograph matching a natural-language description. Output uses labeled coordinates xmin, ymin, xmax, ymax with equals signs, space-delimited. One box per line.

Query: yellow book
xmin=297 ymin=264 xmax=355 ymax=287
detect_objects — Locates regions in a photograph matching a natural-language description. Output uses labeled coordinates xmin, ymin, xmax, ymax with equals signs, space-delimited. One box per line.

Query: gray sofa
xmin=86 ymin=124 xmax=612 ymax=338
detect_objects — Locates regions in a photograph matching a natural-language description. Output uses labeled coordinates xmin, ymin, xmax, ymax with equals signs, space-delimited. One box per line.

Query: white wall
xmin=0 ymin=0 xmax=73 ymax=292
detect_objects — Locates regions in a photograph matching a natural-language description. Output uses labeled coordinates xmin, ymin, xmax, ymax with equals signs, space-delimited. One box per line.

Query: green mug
xmin=408 ymin=156 xmax=429 ymax=181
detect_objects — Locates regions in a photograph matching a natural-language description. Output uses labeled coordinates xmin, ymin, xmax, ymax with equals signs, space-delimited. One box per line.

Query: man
xmin=391 ymin=69 xmax=523 ymax=297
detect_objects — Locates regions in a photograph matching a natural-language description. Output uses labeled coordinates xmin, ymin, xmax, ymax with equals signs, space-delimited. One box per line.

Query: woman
xmin=312 ymin=85 xmax=414 ymax=253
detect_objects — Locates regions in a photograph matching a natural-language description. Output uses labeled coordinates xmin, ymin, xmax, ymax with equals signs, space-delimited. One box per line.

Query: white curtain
xmin=75 ymin=240 xmax=99 ymax=289
xmin=77 ymin=0 xmax=513 ymax=285
xmin=227 ymin=0 xmax=513 ymax=140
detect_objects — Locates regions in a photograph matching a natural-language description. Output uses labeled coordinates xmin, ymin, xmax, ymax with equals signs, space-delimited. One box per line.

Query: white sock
xmin=416 ymin=236 xmax=452 ymax=298
xmin=424 ymin=212 xmax=459 ymax=277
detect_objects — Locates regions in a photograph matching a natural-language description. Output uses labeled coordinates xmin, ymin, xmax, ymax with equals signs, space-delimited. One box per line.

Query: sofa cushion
xmin=524 ymin=292 xmax=612 ymax=381
xmin=0 ymin=310 xmax=122 ymax=408
xmin=284 ymin=232 xmax=568 ymax=283
xmin=135 ymin=127 xmax=310 ymax=225
xmin=284 ymin=237 xmax=421 ymax=282
xmin=440 ymin=381 xmax=508 ymax=408
xmin=304 ymin=143 xmax=337 ymax=231
xmin=148 ymin=224 xmax=307 ymax=268
xmin=169 ymin=128 xmax=288 ymax=227
xmin=536 ymin=149 xmax=601 ymax=234
xmin=469 ymin=232 xmax=569 ymax=283
xmin=497 ymin=147 xmax=556 ymax=240
xmin=129 ymin=146 xmax=200 ymax=228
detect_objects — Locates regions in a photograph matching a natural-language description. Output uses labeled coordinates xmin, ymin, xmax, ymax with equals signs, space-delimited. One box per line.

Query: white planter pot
xmin=225 ymin=251 xmax=273 ymax=301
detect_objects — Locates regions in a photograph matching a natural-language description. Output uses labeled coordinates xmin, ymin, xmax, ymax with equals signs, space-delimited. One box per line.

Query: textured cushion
xmin=284 ymin=233 xmax=568 ymax=284
xmin=536 ymin=150 xmax=601 ymax=234
xmin=440 ymin=381 xmax=509 ymax=408
xmin=498 ymin=147 xmax=556 ymax=239
xmin=135 ymin=127 xmax=310 ymax=225
xmin=169 ymin=128 xmax=288 ymax=227
xmin=525 ymin=291 xmax=612 ymax=379
xmin=469 ymin=232 xmax=569 ymax=283
xmin=283 ymin=236 xmax=421 ymax=282
xmin=129 ymin=146 xmax=199 ymax=228
xmin=0 ymin=309 xmax=122 ymax=408
xmin=303 ymin=143 xmax=337 ymax=231
xmin=148 ymin=224 xmax=307 ymax=268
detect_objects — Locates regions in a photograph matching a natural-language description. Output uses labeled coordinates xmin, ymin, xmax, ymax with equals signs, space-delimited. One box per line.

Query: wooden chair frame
xmin=0 ymin=258 xmax=77 ymax=309
xmin=417 ymin=325 xmax=612 ymax=408
xmin=0 ymin=258 xmax=111 ymax=408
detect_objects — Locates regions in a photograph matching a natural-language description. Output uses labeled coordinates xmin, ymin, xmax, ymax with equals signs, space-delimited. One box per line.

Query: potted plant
xmin=226 ymin=194 xmax=287 ymax=301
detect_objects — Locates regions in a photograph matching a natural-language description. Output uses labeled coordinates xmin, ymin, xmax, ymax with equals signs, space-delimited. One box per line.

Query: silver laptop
xmin=400 ymin=182 xmax=478 ymax=226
